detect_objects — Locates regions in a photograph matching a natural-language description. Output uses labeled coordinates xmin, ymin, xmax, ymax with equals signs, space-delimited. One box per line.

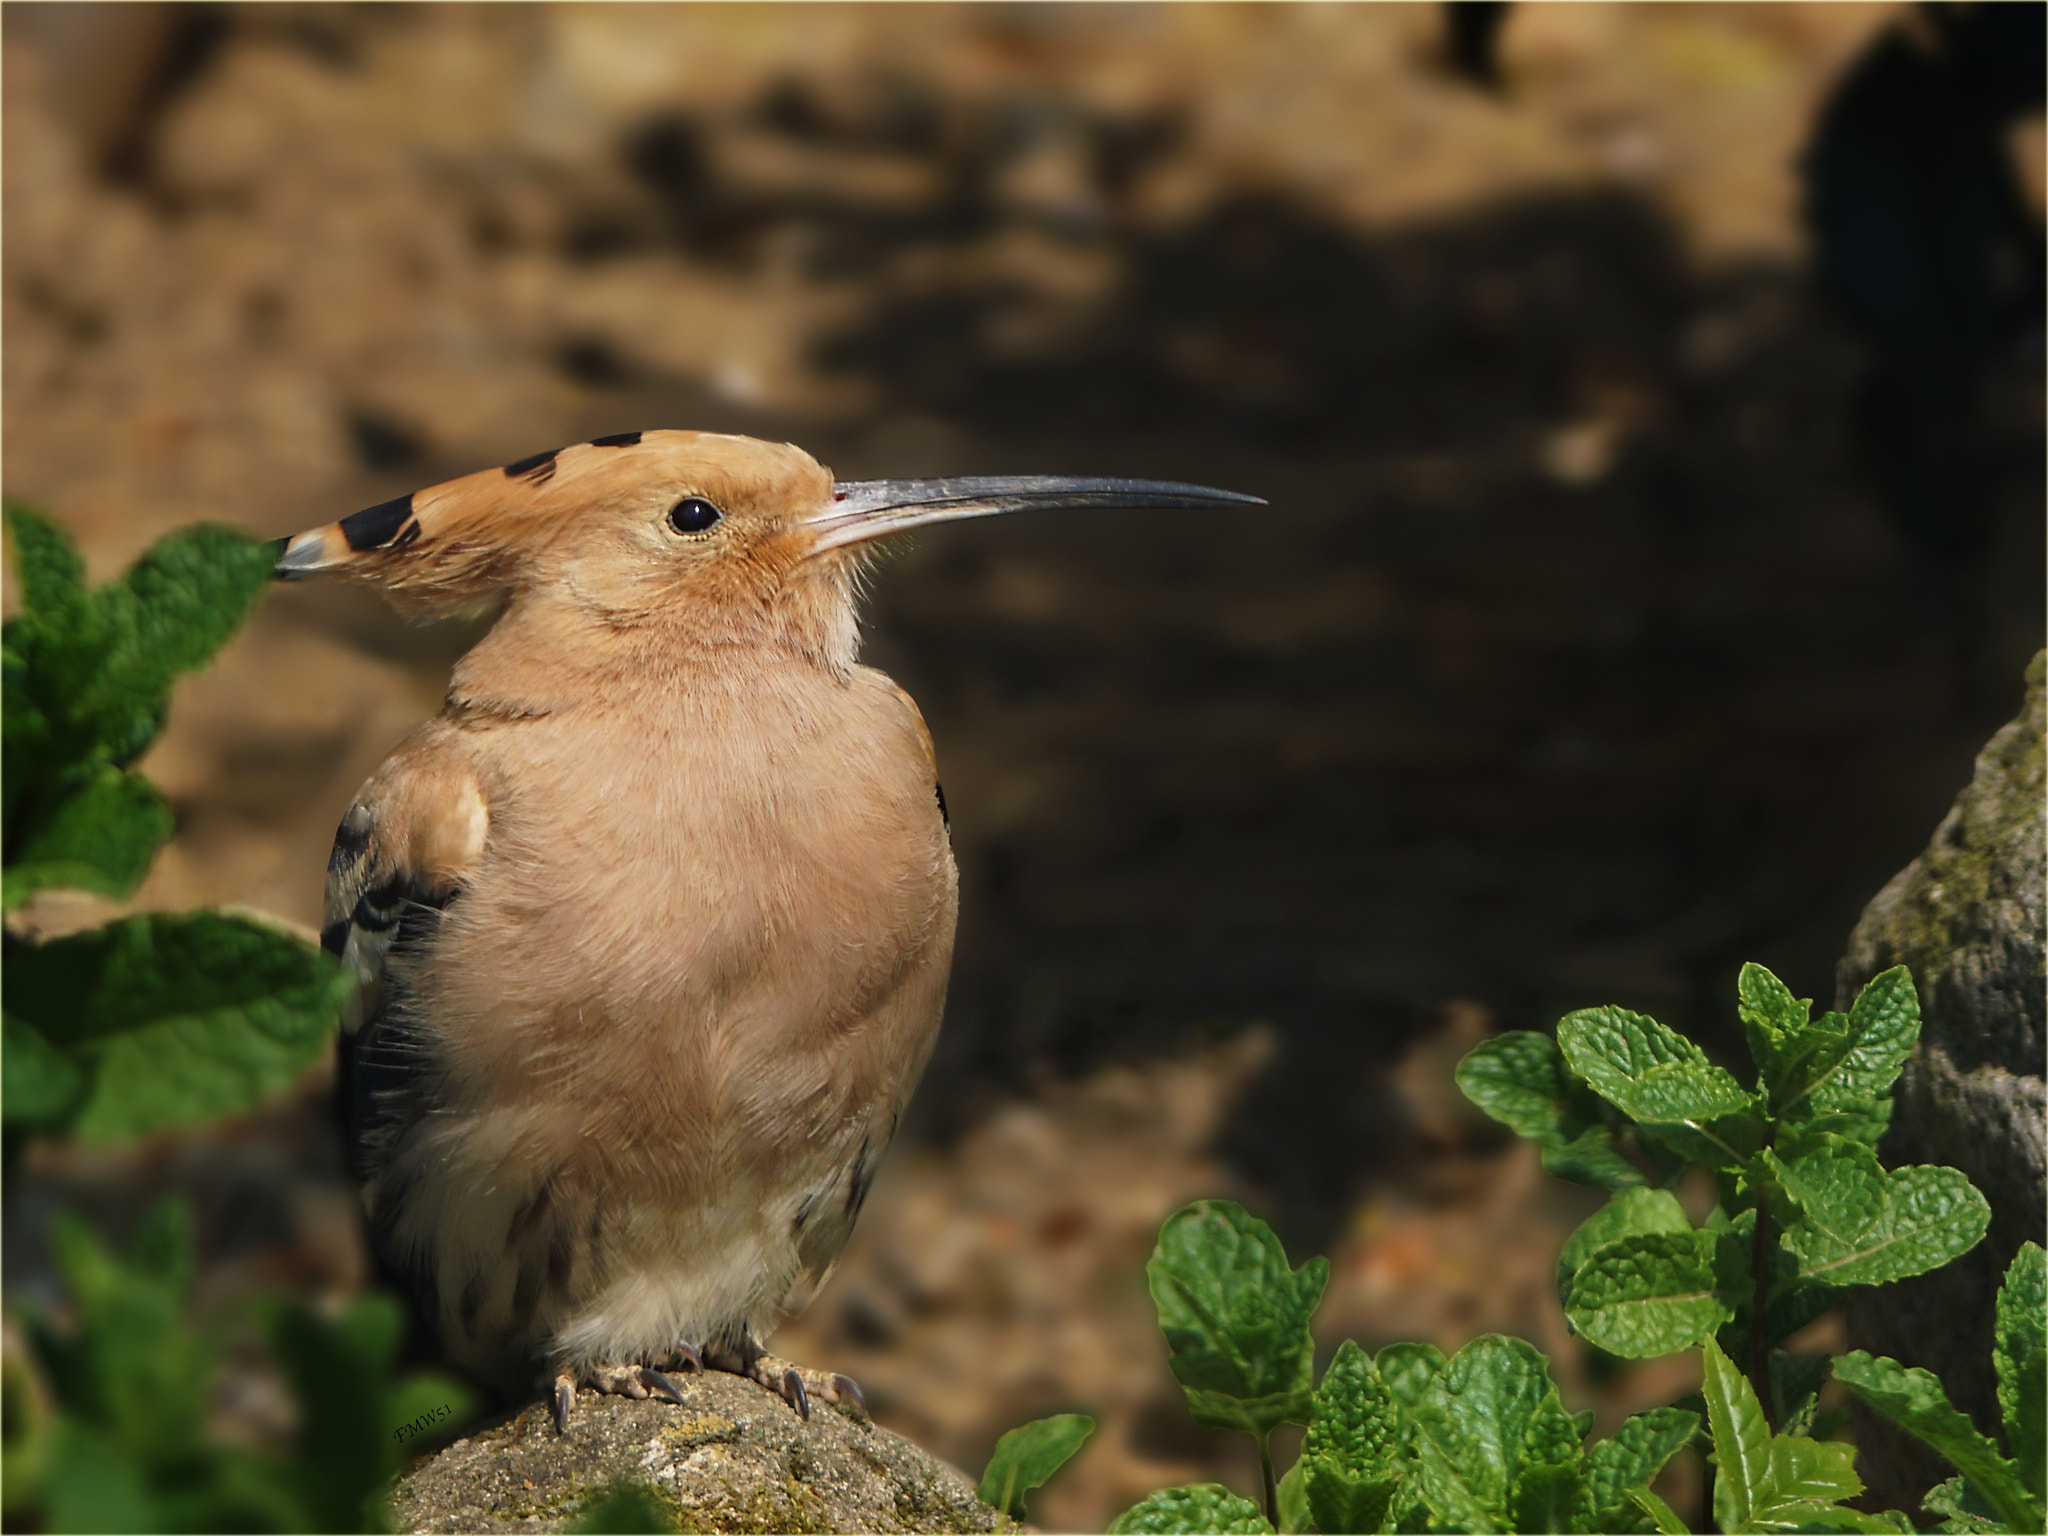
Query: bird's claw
xmin=549 ymin=1361 xmax=688 ymax=1432
xmin=742 ymin=1354 xmax=869 ymax=1423
xmin=547 ymin=1345 xmax=863 ymax=1432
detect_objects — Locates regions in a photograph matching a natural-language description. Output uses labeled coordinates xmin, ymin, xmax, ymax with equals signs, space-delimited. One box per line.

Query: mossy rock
xmin=1837 ymin=650 xmax=2045 ymax=1514
xmin=390 ymin=1369 xmax=1016 ymax=1534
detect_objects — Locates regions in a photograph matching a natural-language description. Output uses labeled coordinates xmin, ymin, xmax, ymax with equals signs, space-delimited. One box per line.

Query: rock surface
xmin=1836 ymin=650 xmax=2046 ymax=1514
xmin=389 ymin=1371 xmax=1015 ymax=1534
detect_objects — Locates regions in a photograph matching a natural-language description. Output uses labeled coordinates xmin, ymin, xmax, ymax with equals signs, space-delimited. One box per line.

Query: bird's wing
xmin=322 ymin=735 xmax=490 ymax=1187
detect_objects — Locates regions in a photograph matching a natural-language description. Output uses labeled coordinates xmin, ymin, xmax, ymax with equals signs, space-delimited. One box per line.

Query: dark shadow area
xmin=754 ymin=161 xmax=2037 ymax=1249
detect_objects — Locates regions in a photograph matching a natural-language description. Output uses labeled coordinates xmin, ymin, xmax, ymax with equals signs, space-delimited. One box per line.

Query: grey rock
xmin=1837 ymin=650 xmax=2045 ymax=1515
xmin=390 ymin=1370 xmax=1017 ymax=1534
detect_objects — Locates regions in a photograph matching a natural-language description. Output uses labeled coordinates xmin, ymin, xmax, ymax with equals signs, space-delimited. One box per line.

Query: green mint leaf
xmin=4 ymin=765 xmax=173 ymax=910
xmin=4 ymin=913 xmax=350 ymax=1143
xmin=1574 ymin=1406 xmax=1699 ymax=1530
xmin=1776 ymin=1138 xmax=1990 ymax=1288
xmin=34 ymin=1209 xmax=215 ymax=1464
xmin=1833 ymin=1351 xmax=2042 ymax=1534
xmin=1410 ymin=1335 xmax=1574 ymax=1533
xmin=40 ymin=1420 xmax=160 ymax=1534
xmin=4 ymin=505 xmax=90 ymax=637
xmin=267 ymin=1293 xmax=474 ymax=1532
xmin=73 ymin=524 xmax=276 ymax=767
xmin=1456 ymin=1032 xmax=1651 ymax=1190
xmin=1776 ymin=1099 xmax=1893 ymax=1156
xmin=977 ymin=1413 xmax=1095 ymax=1519
xmin=2 ymin=1014 xmax=83 ymax=1127
xmin=1566 ymin=1230 xmax=1740 ymax=1358
xmin=1374 ymin=1343 xmax=1447 ymax=1413
xmin=1701 ymin=1335 xmax=1773 ymax=1535
xmin=1108 ymin=1484 xmax=1275 ymax=1535
xmin=1773 ymin=1354 xmax=1835 ymax=1439
xmin=1274 ymin=1457 xmax=1310 ymax=1535
xmin=1995 ymin=1243 xmax=2046 ymax=1498
xmin=1305 ymin=1340 xmax=1401 ymax=1473
xmin=1510 ymin=1458 xmax=1582 ymax=1535
xmin=1303 ymin=1341 xmax=1403 ymax=1535
xmin=1736 ymin=962 xmax=1810 ymax=1084
xmin=1630 ymin=1485 xmax=1691 ymax=1534
xmin=1557 ymin=1007 xmax=1762 ymax=1170
xmin=1921 ymin=1474 xmax=2008 ymax=1534
xmin=1765 ymin=1011 xmax=1860 ymax=1116
xmin=1558 ymin=1188 xmax=1692 ymax=1311
xmin=1761 ymin=1434 xmax=1862 ymax=1512
xmin=1817 ymin=967 xmax=1920 ymax=1109
xmin=1148 ymin=1201 xmax=1326 ymax=1436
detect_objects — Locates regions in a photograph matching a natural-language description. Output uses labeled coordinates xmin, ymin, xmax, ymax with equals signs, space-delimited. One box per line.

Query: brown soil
xmin=5 ymin=5 xmax=2040 ymax=1530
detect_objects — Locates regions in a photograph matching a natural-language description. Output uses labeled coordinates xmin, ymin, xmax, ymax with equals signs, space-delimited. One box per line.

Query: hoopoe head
xmin=276 ymin=429 xmax=1259 ymax=670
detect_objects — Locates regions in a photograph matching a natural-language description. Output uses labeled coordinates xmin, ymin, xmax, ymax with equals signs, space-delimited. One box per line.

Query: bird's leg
xmin=698 ymin=1335 xmax=868 ymax=1423
xmin=549 ymin=1358 xmax=693 ymax=1432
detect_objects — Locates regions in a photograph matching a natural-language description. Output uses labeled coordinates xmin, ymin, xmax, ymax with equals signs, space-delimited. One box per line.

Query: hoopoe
xmin=275 ymin=429 xmax=1259 ymax=1429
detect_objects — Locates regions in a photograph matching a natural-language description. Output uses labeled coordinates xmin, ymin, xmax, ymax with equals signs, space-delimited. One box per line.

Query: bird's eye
xmin=667 ymin=497 xmax=723 ymax=535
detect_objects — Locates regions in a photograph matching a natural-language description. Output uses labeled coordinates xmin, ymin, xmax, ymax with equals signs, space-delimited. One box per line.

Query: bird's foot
xmin=726 ymin=1350 xmax=867 ymax=1423
xmin=549 ymin=1359 xmax=692 ymax=1433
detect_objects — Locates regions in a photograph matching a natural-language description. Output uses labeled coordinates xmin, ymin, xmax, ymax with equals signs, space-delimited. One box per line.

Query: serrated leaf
xmin=1558 ymin=1188 xmax=1692 ymax=1312
xmin=2 ymin=1014 xmax=83 ymax=1127
xmin=4 ymin=765 xmax=173 ymax=909
xmin=1108 ymin=1484 xmax=1275 ymax=1535
xmin=1410 ymin=1335 xmax=1575 ymax=1533
xmin=978 ymin=1413 xmax=1095 ymax=1519
xmin=1737 ymin=962 xmax=1810 ymax=1085
xmin=1148 ymin=1201 xmax=1326 ymax=1436
xmin=1995 ymin=1243 xmax=2045 ymax=1497
xmin=73 ymin=525 xmax=276 ymax=767
xmin=1631 ymin=1486 xmax=1690 ymax=1534
xmin=1375 ymin=1343 xmax=1447 ymax=1412
xmin=1566 ymin=1230 xmax=1739 ymax=1358
xmin=4 ymin=912 xmax=350 ymax=1143
xmin=4 ymin=504 xmax=90 ymax=636
xmin=1762 ymin=1434 xmax=1862 ymax=1509
xmin=1557 ymin=1007 xmax=1762 ymax=1169
xmin=1306 ymin=1340 xmax=1401 ymax=1475
xmin=1510 ymin=1458 xmax=1582 ymax=1534
xmin=1701 ymin=1336 xmax=1774 ymax=1534
xmin=1303 ymin=1341 xmax=1403 ymax=1534
xmin=1922 ymin=1474 xmax=2008 ymax=1533
xmin=1833 ymin=1351 xmax=2042 ymax=1534
xmin=1456 ymin=1032 xmax=1652 ymax=1190
xmin=1816 ymin=967 xmax=1920 ymax=1109
xmin=1574 ymin=1407 xmax=1699 ymax=1530
xmin=1776 ymin=1138 xmax=1990 ymax=1288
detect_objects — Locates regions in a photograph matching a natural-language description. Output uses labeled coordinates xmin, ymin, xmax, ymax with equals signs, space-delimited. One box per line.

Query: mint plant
xmin=1458 ymin=963 xmax=1985 ymax=1431
xmin=1832 ymin=1244 xmax=2046 ymax=1534
xmin=3 ymin=504 xmax=350 ymax=1149
xmin=3 ymin=505 xmax=451 ymax=1532
xmin=978 ymin=1411 xmax=1097 ymax=1522
xmin=11 ymin=1200 xmax=468 ymax=1532
xmin=1098 ymin=963 xmax=2037 ymax=1533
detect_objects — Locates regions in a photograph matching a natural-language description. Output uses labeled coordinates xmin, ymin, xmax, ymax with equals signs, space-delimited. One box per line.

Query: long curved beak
xmin=804 ymin=475 xmax=1266 ymax=556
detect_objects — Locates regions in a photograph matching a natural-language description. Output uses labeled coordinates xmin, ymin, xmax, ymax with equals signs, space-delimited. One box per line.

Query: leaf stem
xmin=1750 ymin=1191 xmax=1775 ymax=1430
xmin=1257 ymin=1431 xmax=1277 ymax=1529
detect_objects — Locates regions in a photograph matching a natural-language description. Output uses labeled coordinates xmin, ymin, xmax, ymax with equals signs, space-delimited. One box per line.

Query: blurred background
xmin=3 ymin=3 xmax=2041 ymax=1528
